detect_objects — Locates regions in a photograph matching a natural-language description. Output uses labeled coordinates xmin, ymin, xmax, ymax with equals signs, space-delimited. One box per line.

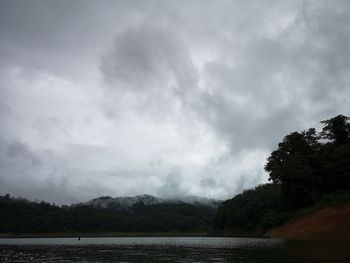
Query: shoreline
xmin=0 ymin=232 xmax=209 ymax=238
xmin=1 ymin=232 xmax=348 ymax=241
xmin=0 ymin=232 xmax=269 ymax=239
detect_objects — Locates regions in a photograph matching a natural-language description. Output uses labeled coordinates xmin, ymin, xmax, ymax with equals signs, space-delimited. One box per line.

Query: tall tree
xmin=319 ymin=115 xmax=350 ymax=190
xmin=265 ymin=129 xmax=321 ymax=209
xmin=320 ymin=115 xmax=350 ymax=146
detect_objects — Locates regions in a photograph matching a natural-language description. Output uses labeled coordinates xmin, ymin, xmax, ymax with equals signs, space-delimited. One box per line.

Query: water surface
xmin=0 ymin=237 xmax=348 ymax=262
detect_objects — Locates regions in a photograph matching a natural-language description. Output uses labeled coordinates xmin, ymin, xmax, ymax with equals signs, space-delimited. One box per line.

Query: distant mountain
xmin=0 ymin=193 xmax=219 ymax=234
xmin=81 ymin=194 xmax=221 ymax=210
xmin=169 ymin=195 xmax=222 ymax=208
xmin=82 ymin=194 xmax=161 ymax=209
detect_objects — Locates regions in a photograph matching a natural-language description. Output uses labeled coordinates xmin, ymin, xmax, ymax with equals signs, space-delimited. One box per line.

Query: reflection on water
xmin=0 ymin=237 xmax=349 ymax=262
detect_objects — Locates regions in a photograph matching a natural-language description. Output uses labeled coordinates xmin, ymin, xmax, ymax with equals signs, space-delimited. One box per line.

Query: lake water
xmin=0 ymin=237 xmax=349 ymax=262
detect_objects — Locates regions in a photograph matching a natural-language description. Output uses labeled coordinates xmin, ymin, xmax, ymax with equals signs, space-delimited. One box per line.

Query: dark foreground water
xmin=0 ymin=237 xmax=349 ymax=262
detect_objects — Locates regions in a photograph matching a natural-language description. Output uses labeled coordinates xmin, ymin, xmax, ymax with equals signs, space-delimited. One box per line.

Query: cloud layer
xmin=0 ymin=0 xmax=349 ymax=204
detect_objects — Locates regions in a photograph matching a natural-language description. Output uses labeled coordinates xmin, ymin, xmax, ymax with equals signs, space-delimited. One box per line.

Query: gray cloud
xmin=0 ymin=0 xmax=349 ymax=204
xmin=200 ymin=178 xmax=217 ymax=188
xmin=100 ymin=24 xmax=198 ymax=118
xmin=157 ymin=167 xmax=186 ymax=198
xmin=6 ymin=140 xmax=41 ymax=167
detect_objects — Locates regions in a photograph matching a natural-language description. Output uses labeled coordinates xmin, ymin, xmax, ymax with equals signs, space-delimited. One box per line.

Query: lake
xmin=0 ymin=237 xmax=349 ymax=262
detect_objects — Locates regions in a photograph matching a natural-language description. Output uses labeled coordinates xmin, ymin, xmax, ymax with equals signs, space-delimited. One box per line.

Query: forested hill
xmin=214 ymin=115 xmax=350 ymax=236
xmin=0 ymin=194 xmax=219 ymax=235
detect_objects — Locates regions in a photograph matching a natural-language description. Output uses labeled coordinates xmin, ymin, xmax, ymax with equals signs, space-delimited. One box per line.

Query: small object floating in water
xmin=78 ymin=236 xmax=81 ymax=241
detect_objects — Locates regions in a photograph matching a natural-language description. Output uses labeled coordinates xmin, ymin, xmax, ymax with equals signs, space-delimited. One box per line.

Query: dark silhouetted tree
xmin=320 ymin=115 xmax=350 ymax=146
xmin=265 ymin=129 xmax=322 ymax=209
xmin=319 ymin=115 xmax=350 ymax=190
xmin=215 ymin=114 xmax=350 ymax=232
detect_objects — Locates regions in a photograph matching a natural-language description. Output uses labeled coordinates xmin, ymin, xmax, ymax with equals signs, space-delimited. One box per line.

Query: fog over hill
xmin=82 ymin=194 xmax=221 ymax=209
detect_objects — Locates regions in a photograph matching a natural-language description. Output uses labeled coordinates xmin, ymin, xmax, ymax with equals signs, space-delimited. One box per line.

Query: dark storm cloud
xmin=0 ymin=0 xmax=128 ymax=80
xmin=101 ymin=0 xmax=350 ymax=153
xmin=187 ymin=0 xmax=350 ymax=153
xmin=0 ymin=0 xmax=349 ymax=203
xmin=101 ymin=24 xmax=198 ymax=116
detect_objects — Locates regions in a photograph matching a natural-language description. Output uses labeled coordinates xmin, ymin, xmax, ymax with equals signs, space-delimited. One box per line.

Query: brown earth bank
xmin=266 ymin=203 xmax=350 ymax=240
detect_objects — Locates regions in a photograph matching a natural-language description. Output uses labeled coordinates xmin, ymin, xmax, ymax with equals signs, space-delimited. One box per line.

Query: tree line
xmin=0 ymin=194 xmax=216 ymax=234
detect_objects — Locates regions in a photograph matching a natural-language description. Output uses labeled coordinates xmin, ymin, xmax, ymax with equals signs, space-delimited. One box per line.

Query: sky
xmin=0 ymin=0 xmax=349 ymax=204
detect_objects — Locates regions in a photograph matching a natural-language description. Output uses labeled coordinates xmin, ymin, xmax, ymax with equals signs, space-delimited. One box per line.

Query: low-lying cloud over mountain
xmin=82 ymin=194 xmax=221 ymax=209
xmin=0 ymin=0 xmax=349 ymax=204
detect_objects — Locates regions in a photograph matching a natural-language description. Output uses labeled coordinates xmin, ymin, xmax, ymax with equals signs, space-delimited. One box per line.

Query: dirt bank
xmin=267 ymin=203 xmax=350 ymax=240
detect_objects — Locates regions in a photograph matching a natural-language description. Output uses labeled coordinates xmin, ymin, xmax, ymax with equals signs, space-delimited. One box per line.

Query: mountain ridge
xmin=80 ymin=194 xmax=221 ymax=209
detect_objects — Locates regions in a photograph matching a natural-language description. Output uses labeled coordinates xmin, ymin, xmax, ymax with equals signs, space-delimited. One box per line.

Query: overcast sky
xmin=0 ymin=0 xmax=349 ymax=204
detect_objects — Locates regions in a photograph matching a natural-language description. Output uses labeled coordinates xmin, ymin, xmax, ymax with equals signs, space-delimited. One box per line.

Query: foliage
xmin=215 ymin=114 xmax=350 ymax=231
xmin=265 ymin=128 xmax=322 ymax=208
xmin=265 ymin=115 xmax=350 ymax=209
xmin=320 ymin=115 xmax=350 ymax=146
xmin=0 ymin=195 xmax=217 ymax=234
xmin=213 ymin=184 xmax=289 ymax=231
